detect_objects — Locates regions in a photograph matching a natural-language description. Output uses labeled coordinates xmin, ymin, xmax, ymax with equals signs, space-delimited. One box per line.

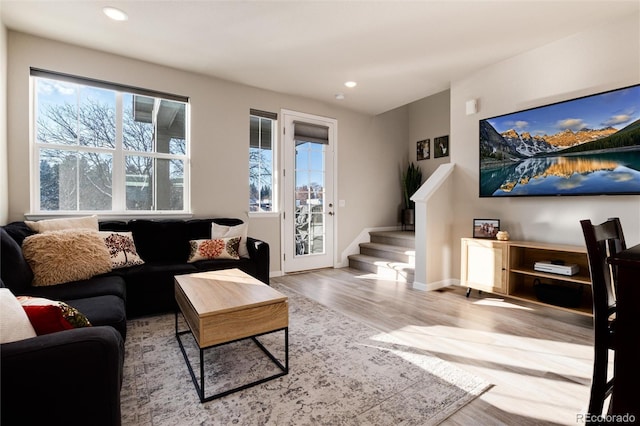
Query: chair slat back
xmin=580 ymin=218 xmax=626 ymax=319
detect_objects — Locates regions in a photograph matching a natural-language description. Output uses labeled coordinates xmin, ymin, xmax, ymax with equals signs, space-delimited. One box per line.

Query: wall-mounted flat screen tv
xmin=479 ymin=84 xmax=640 ymax=197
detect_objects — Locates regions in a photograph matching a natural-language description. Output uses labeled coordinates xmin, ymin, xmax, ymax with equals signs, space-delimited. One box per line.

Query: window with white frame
xmin=249 ymin=109 xmax=277 ymax=213
xmin=31 ymin=68 xmax=190 ymax=214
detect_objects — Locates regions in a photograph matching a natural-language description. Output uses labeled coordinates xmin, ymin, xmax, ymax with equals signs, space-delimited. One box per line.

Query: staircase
xmin=348 ymin=231 xmax=415 ymax=283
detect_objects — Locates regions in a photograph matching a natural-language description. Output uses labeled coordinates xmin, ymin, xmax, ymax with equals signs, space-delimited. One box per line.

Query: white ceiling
xmin=1 ymin=0 xmax=638 ymax=115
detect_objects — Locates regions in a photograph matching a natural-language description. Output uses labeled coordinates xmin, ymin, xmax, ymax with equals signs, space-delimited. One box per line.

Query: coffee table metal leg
xmin=199 ymin=348 xmax=205 ymax=402
xmin=175 ymin=311 xmax=203 ymax=401
xmin=252 ymin=328 xmax=288 ymax=374
xmin=175 ymin=311 xmax=289 ymax=403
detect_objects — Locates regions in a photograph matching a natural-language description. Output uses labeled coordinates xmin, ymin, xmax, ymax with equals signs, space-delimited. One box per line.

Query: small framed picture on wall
xmin=434 ymin=135 xmax=449 ymax=158
xmin=417 ymin=139 xmax=430 ymax=160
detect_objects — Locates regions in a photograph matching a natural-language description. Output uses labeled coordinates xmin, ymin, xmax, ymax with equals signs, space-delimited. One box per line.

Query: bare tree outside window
xmin=33 ymin=75 xmax=188 ymax=213
xmin=249 ymin=114 xmax=275 ymax=212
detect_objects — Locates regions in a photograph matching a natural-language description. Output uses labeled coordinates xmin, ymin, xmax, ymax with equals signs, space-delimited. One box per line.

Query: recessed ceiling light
xmin=103 ymin=7 xmax=128 ymax=21
xmin=335 ymin=93 xmax=345 ymax=100
xmin=344 ymin=81 xmax=357 ymax=88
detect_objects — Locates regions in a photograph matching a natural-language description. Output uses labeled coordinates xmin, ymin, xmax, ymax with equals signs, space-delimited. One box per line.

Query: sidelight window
xmin=249 ymin=109 xmax=277 ymax=213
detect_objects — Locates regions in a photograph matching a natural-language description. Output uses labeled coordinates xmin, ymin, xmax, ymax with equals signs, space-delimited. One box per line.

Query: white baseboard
xmin=269 ymin=270 xmax=283 ymax=278
xmin=412 ymin=278 xmax=460 ymax=291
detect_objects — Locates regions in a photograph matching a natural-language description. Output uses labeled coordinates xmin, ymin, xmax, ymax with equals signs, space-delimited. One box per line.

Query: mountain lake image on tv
xmin=480 ymin=84 xmax=640 ymax=197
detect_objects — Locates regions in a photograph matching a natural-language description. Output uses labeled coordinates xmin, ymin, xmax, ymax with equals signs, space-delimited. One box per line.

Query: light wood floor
xmin=272 ymin=267 xmax=601 ymax=425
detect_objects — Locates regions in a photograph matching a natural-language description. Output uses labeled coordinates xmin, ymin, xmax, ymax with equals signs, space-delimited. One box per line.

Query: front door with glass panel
xmin=282 ymin=111 xmax=336 ymax=273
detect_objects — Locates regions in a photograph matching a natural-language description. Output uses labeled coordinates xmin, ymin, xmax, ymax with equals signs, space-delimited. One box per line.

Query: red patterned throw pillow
xmin=187 ymin=237 xmax=241 ymax=262
xmin=17 ymin=296 xmax=92 ymax=336
xmin=211 ymin=222 xmax=249 ymax=258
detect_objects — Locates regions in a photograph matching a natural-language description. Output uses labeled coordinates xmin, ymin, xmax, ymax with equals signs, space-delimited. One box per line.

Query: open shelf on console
xmin=508 ymin=270 xmax=593 ymax=316
xmin=461 ymin=238 xmax=593 ymax=316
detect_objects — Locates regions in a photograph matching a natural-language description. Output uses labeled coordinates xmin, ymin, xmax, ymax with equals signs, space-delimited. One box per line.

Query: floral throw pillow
xmin=100 ymin=231 xmax=145 ymax=269
xmin=211 ymin=222 xmax=249 ymax=258
xmin=17 ymin=296 xmax=92 ymax=336
xmin=187 ymin=237 xmax=241 ymax=262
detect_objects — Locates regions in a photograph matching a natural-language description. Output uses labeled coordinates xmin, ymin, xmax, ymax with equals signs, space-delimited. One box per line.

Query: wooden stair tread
xmin=359 ymin=242 xmax=415 ymax=254
xmin=348 ymin=254 xmax=414 ymax=270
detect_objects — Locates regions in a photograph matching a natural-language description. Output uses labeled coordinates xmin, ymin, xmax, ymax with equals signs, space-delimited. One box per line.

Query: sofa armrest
xmin=247 ymin=237 xmax=270 ymax=284
xmin=1 ymin=326 xmax=124 ymax=426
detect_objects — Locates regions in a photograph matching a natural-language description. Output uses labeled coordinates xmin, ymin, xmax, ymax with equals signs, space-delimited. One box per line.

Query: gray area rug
xmin=121 ymin=283 xmax=490 ymax=425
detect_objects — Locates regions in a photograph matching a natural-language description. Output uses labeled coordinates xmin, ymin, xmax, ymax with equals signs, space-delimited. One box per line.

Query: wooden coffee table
xmin=174 ymin=268 xmax=289 ymax=402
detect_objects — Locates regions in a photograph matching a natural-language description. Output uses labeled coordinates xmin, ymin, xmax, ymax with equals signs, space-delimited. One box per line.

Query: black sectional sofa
xmin=99 ymin=218 xmax=270 ymax=317
xmin=0 ymin=218 xmax=270 ymax=426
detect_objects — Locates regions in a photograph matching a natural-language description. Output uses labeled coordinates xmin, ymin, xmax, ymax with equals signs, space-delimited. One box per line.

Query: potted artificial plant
xmin=401 ymin=162 xmax=423 ymax=227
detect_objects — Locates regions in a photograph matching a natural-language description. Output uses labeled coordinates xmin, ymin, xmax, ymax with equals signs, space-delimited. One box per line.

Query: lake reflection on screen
xmin=480 ymin=150 xmax=640 ymax=196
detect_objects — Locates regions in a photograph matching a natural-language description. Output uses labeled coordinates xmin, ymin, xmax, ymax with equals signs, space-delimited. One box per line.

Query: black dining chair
xmin=580 ymin=218 xmax=626 ymax=421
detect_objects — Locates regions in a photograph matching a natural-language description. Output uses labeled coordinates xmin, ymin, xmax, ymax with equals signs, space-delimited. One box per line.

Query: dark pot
xmin=402 ymin=209 xmax=415 ymax=225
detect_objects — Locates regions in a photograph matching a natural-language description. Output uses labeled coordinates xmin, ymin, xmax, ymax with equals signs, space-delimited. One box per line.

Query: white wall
xmin=5 ymin=31 xmax=408 ymax=273
xmin=408 ymin=89 xmax=450 ymax=179
xmin=450 ymin=14 xmax=640 ymax=280
xmin=0 ymin=20 xmax=7 ymax=224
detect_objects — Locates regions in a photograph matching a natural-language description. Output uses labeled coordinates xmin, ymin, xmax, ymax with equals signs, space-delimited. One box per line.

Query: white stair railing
xmin=410 ymin=163 xmax=457 ymax=291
